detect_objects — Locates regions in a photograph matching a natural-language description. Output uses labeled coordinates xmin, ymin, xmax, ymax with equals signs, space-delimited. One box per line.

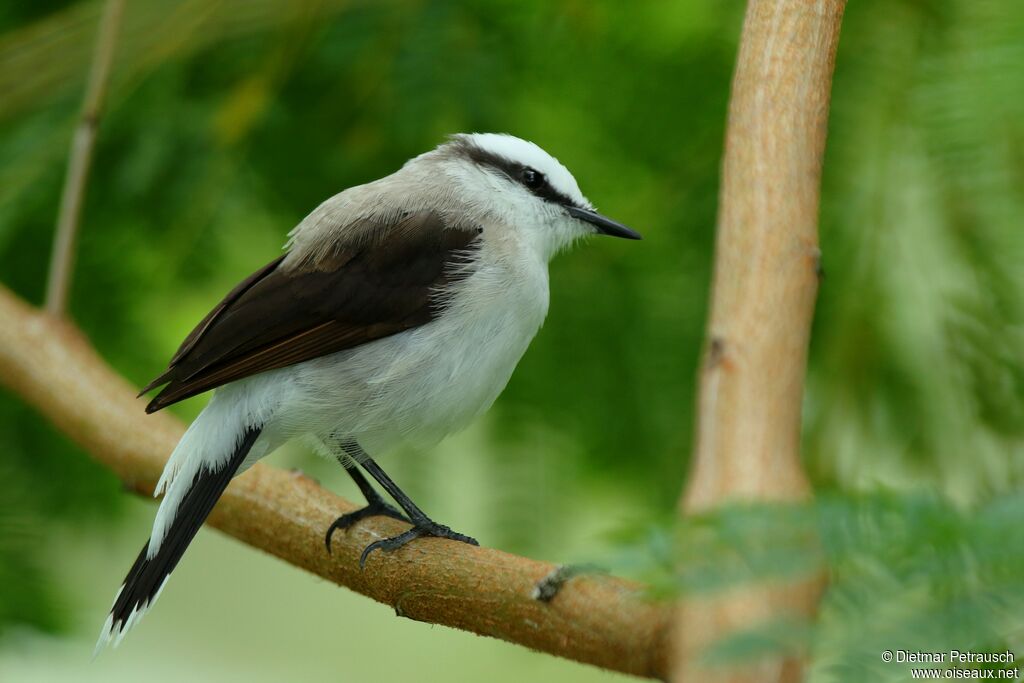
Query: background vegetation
xmin=0 ymin=1 xmax=1021 ymax=681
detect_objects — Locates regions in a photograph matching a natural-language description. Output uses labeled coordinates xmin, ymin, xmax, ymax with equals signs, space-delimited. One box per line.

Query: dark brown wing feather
xmin=142 ymin=211 xmax=480 ymax=413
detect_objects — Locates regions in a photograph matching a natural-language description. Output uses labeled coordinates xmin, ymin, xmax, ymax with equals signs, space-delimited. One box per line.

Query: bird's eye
xmin=521 ymin=168 xmax=544 ymax=189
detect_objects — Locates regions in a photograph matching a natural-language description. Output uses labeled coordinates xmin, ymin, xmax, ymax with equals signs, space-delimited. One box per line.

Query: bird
xmin=95 ymin=132 xmax=640 ymax=652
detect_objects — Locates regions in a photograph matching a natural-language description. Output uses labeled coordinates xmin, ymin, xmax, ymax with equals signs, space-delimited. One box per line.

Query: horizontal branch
xmin=0 ymin=284 xmax=672 ymax=678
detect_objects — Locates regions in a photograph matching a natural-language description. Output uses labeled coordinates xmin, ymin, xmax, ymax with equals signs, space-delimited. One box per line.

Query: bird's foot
xmin=325 ymin=501 xmax=410 ymax=554
xmin=359 ymin=521 xmax=478 ymax=569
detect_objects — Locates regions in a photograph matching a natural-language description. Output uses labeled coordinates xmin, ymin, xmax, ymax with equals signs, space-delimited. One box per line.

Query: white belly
xmin=259 ymin=253 xmax=550 ymax=454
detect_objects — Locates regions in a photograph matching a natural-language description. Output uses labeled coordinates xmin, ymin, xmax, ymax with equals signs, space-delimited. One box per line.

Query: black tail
xmin=99 ymin=427 xmax=261 ymax=648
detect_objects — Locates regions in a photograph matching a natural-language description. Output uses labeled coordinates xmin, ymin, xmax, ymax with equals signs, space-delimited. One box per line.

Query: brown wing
xmin=141 ymin=211 xmax=481 ymax=413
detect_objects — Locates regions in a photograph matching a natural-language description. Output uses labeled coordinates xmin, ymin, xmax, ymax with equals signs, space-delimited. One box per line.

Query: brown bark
xmin=672 ymin=1 xmax=847 ymax=681
xmin=0 ymin=285 xmax=672 ymax=679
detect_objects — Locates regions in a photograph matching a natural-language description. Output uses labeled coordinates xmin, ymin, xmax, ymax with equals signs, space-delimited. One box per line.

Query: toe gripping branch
xmin=325 ymin=441 xmax=478 ymax=567
xmin=324 ymin=498 xmax=408 ymax=555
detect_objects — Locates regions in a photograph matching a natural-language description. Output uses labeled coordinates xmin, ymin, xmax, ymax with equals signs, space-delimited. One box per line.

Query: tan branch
xmin=45 ymin=0 xmax=125 ymax=316
xmin=672 ymin=1 xmax=847 ymax=681
xmin=0 ymin=284 xmax=672 ymax=679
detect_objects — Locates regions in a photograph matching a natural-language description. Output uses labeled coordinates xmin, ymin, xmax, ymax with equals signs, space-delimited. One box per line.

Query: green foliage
xmin=613 ymin=494 xmax=1024 ymax=681
xmin=809 ymin=0 xmax=1024 ymax=501
xmin=0 ymin=461 xmax=66 ymax=635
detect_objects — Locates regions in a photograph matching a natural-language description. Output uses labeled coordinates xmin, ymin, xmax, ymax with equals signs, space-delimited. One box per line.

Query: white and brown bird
xmin=96 ymin=133 xmax=640 ymax=650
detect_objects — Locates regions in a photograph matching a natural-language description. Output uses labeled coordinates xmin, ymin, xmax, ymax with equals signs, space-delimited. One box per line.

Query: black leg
xmin=324 ymin=449 xmax=409 ymax=554
xmin=344 ymin=442 xmax=479 ymax=568
xmin=343 ymin=460 xmax=405 ymax=515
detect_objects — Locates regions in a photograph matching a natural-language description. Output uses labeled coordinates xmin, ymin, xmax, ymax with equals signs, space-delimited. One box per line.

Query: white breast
xmin=263 ymin=230 xmax=551 ymax=456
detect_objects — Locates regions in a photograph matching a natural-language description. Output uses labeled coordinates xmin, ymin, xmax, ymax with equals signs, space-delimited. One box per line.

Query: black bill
xmin=566 ymin=206 xmax=642 ymax=240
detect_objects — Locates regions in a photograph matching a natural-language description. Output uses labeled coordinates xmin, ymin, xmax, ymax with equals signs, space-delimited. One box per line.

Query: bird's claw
xmin=358 ymin=522 xmax=478 ymax=569
xmin=324 ymin=501 xmax=410 ymax=554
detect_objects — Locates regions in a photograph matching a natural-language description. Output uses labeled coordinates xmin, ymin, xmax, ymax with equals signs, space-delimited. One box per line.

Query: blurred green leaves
xmin=809 ymin=0 xmax=1024 ymax=501
xmin=614 ymin=494 xmax=1024 ymax=680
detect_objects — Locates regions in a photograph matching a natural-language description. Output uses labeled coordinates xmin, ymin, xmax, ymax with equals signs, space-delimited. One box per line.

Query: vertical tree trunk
xmin=672 ymin=1 xmax=847 ymax=681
